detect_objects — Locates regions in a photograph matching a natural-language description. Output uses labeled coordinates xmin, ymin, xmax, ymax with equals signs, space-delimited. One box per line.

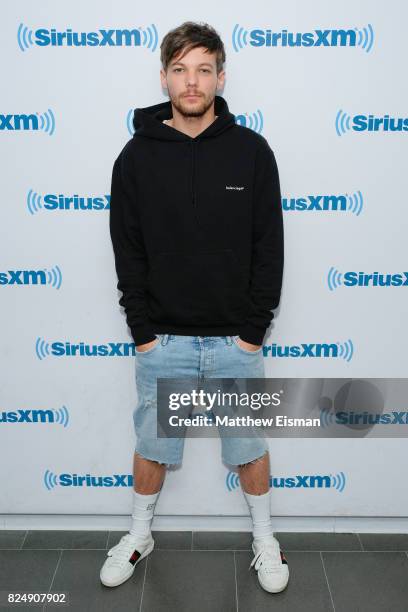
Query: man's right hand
xmin=136 ymin=337 xmax=159 ymax=352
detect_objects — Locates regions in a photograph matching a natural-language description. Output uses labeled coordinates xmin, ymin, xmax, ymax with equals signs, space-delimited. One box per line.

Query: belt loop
xmin=161 ymin=334 xmax=169 ymax=346
xmin=225 ymin=336 xmax=232 ymax=345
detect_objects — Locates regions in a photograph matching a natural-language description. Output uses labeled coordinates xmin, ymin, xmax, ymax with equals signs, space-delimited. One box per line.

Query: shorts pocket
xmin=135 ymin=335 xmax=161 ymax=355
xmin=146 ymin=250 xmax=250 ymax=325
xmin=232 ymin=335 xmax=263 ymax=355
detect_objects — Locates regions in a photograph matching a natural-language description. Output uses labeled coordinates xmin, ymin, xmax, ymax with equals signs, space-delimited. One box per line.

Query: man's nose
xmin=185 ymin=71 xmax=198 ymax=86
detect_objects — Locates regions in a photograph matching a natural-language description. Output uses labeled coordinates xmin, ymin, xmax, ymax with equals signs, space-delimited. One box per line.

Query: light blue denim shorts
xmin=133 ymin=334 xmax=269 ymax=467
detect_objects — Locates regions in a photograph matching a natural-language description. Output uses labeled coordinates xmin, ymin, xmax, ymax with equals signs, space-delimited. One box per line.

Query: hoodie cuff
xmin=130 ymin=326 xmax=157 ymax=347
xmin=238 ymin=324 xmax=266 ymax=347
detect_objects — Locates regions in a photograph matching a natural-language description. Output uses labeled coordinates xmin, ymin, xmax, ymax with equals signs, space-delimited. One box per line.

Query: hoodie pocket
xmin=147 ymin=249 xmax=250 ymax=325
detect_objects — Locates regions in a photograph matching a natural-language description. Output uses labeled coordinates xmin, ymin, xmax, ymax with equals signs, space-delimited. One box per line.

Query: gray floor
xmin=1 ymin=530 xmax=408 ymax=611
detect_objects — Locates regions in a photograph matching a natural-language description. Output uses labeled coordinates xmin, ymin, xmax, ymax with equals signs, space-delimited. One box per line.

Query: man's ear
xmin=216 ymin=69 xmax=226 ymax=93
xmin=160 ymin=68 xmax=168 ymax=90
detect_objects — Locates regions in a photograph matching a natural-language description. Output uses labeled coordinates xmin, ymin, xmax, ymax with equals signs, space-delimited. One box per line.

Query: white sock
xmin=129 ymin=489 xmax=161 ymax=539
xmin=242 ymin=489 xmax=274 ymax=541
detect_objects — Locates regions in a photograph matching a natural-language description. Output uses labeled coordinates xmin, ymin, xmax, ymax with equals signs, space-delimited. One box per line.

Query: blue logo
xmin=234 ymin=110 xmax=263 ymax=133
xmin=17 ymin=23 xmax=158 ymax=51
xmin=44 ymin=470 xmax=133 ymax=489
xmin=35 ymin=338 xmax=136 ymax=360
xmin=0 ymin=109 xmax=55 ymax=134
xmin=232 ymin=24 xmax=374 ymax=52
xmin=0 ymin=406 xmax=69 ymax=427
xmin=328 ymin=268 xmax=408 ymax=290
xmin=27 ymin=189 xmax=110 ymax=214
xmin=283 ymin=191 xmax=363 ymax=215
xmin=226 ymin=471 xmax=346 ymax=492
xmin=335 ymin=110 xmax=408 ymax=135
xmin=264 ymin=340 xmax=354 ymax=362
xmin=320 ymin=409 xmax=408 ymax=428
xmin=128 ymin=108 xmax=264 ymax=136
xmin=0 ymin=266 xmax=62 ymax=288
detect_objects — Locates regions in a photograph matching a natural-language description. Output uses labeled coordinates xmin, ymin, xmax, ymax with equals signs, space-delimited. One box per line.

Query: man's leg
xmin=100 ymin=334 xmax=185 ymax=587
xmin=238 ymin=448 xmax=269 ymax=495
xmin=213 ymin=336 xmax=289 ymax=592
xmin=130 ymin=334 xmax=190 ymax=537
xmin=129 ymin=452 xmax=167 ymax=539
xmin=209 ymin=336 xmax=273 ymax=535
xmin=133 ymin=451 xmax=166 ymax=494
xmin=238 ymin=449 xmax=274 ymax=540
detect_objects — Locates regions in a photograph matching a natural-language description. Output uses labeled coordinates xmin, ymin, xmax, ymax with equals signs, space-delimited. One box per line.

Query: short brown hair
xmin=160 ymin=21 xmax=226 ymax=74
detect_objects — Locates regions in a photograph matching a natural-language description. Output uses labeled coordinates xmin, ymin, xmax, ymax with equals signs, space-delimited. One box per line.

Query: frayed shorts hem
xmin=222 ymin=447 xmax=269 ymax=467
xmin=134 ymin=448 xmax=182 ymax=467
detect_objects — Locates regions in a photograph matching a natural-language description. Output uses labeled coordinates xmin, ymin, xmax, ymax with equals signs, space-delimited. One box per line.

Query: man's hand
xmin=136 ymin=337 xmax=159 ymax=352
xmin=236 ymin=337 xmax=262 ymax=352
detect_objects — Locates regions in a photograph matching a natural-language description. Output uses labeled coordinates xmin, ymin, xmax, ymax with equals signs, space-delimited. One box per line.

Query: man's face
xmin=160 ymin=45 xmax=225 ymax=118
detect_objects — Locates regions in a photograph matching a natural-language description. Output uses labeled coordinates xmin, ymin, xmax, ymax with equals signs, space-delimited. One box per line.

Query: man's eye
xmin=173 ymin=68 xmax=211 ymax=73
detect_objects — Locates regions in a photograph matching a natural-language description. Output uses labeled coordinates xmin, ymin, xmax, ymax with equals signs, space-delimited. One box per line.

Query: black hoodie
xmin=109 ymin=95 xmax=284 ymax=346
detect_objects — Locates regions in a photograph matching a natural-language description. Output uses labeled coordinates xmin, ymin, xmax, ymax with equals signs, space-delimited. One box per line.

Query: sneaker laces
xmin=249 ymin=539 xmax=283 ymax=574
xmin=107 ymin=534 xmax=143 ymax=569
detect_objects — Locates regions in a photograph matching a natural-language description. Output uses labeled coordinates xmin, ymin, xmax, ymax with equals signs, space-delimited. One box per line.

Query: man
xmin=100 ymin=21 xmax=288 ymax=594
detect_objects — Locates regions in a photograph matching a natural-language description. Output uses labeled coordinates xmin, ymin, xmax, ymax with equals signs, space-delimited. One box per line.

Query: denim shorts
xmin=133 ymin=334 xmax=269 ymax=467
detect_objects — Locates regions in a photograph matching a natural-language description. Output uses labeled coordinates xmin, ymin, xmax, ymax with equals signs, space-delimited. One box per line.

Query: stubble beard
xmin=170 ymin=91 xmax=215 ymax=119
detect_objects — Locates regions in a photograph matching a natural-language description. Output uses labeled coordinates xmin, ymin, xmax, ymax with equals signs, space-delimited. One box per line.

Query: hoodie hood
xmin=132 ymin=94 xmax=236 ymax=141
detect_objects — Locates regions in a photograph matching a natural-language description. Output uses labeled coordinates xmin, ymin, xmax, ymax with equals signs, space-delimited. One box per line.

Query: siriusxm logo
xmin=264 ymin=340 xmax=354 ymax=362
xmin=283 ymin=191 xmax=363 ymax=215
xmin=27 ymin=190 xmax=110 ymax=214
xmin=226 ymin=471 xmax=346 ymax=492
xmin=320 ymin=410 xmax=408 ymax=428
xmin=44 ymin=470 xmax=133 ymax=489
xmin=17 ymin=23 xmax=158 ymax=51
xmin=127 ymin=108 xmax=264 ymax=135
xmin=0 ymin=266 xmax=61 ymax=288
xmin=0 ymin=406 xmax=69 ymax=427
xmin=35 ymin=337 xmax=136 ymax=359
xmin=336 ymin=110 xmax=408 ymax=135
xmin=0 ymin=109 xmax=55 ymax=135
xmin=235 ymin=110 xmax=263 ymax=133
xmin=328 ymin=268 xmax=408 ymax=290
xmin=232 ymin=23 xmax=374 ymax=52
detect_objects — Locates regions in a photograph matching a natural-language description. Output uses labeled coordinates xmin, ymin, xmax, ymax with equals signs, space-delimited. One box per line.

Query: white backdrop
xmin=1 ymin=0 xmax=407 ymax=527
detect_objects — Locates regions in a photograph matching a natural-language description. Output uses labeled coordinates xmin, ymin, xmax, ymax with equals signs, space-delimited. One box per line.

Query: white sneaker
xmin=249 ymin=535 xmax=289 ymax=593
xmin=100 ymin=532 xmax=154 ymax=588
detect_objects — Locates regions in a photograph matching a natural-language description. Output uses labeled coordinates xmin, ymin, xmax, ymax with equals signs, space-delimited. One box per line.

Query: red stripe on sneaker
xmin=280 ymin=550 xmax=288 ymax=565
xmin=129 ymin=549 xmax=141 ymax=565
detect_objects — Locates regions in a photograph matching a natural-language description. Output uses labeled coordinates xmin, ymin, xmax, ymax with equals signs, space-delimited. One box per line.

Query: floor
xmin=1 ymin=530 xmax=408 ymax=611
